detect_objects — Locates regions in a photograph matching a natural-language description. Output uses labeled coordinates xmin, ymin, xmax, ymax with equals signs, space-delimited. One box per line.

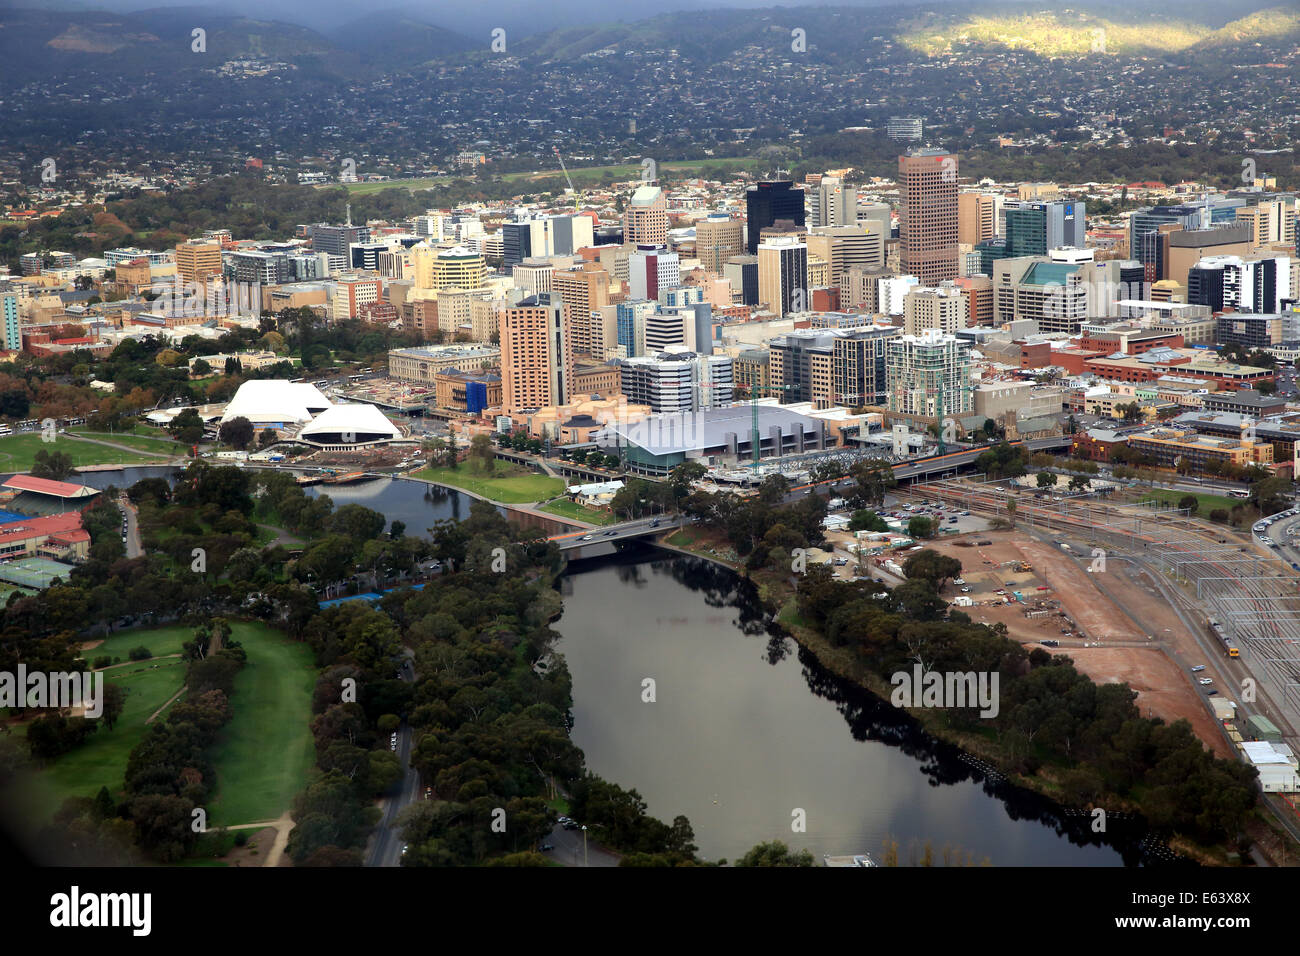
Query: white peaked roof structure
xmin=298 ymin=403 xmax=402 ymax=446
xmin=221 ymin=381 xmax=331 ymax=426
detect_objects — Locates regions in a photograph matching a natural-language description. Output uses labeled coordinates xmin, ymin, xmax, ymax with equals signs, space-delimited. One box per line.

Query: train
xmin=1207 ymin=618 xmax=1240 ymax=658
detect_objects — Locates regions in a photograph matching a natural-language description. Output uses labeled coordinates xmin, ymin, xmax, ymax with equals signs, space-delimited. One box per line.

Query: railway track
xmin=897 ymin=480 xmax=1300 ymax=733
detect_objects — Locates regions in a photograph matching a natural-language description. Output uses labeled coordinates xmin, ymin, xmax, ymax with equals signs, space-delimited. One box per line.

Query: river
xmin=67 ymin=465 xmax=1157 ymax=865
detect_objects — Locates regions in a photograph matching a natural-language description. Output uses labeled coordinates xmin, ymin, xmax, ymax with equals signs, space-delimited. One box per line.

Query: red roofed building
xmin=0 ymin=511 xmax=91 ymax=561
xmin=4 ymin=475 xmax=99 ymax=499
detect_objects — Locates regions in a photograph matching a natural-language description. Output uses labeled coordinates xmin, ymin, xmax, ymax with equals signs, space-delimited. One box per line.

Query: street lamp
xmin=581 ymin=825 xmax=588 ymax=867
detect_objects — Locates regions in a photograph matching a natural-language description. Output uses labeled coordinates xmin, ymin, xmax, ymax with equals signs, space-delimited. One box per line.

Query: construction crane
xmin=552 ymin=147 xmax=578 ymax=211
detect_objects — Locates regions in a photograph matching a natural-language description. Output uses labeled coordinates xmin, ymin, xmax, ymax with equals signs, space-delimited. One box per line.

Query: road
xmin=365 ymin=653 xmax=420 ymax=867
xmin=546 ymin=822 xmax=620 ymax=867
xmin=118 ymin=492 xmax=142 ymax=558
xmin=1255 ymin=509 xmax=1300 ymax=568
xmin=548 ymin=515 xmax=680 ymax=549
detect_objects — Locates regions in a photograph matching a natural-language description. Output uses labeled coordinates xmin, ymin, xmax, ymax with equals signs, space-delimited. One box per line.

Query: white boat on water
xmin=823 ymin=853 xmax=878 ymax=867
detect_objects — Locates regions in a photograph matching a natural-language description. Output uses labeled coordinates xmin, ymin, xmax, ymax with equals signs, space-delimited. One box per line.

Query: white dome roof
xmin=298 ymin=403 xmax=402 ymax=443
xmin=221 ymin=381 xmax=331 ymax=426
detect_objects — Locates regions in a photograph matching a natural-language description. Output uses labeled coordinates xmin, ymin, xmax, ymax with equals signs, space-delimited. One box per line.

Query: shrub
xmin=1208 ymin=509 xmax=1229 ymax=523
xmin=92 ymin=656 xmax=112 ymax=669
xmin=128 ymin=646 xmax=152 ymax=661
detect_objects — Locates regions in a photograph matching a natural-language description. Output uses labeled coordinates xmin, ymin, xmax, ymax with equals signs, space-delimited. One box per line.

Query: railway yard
xmin=881 ymin=477 xmax=1300 ymax=840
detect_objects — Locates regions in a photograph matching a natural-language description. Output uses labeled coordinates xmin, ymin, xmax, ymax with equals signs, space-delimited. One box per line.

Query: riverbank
xmin=411 ymin=465 xmax=563 ymax=504
xmin=654 ymin=523 xmax=1249 ymax=864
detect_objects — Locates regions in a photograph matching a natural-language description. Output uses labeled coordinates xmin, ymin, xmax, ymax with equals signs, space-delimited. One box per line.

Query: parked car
xmin=1198 ymin=678 xmax=1214 ymax=685
xmin=1190 ymin=665 xmax=1206 ymax=673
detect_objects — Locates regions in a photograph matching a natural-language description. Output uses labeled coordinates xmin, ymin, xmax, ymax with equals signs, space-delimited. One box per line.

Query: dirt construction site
xmin=920 ymin=529 xmax=1231 ymax=757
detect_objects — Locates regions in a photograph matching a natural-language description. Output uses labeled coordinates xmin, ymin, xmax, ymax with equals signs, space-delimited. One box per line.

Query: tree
xmin=737 ymin=840 xmax=815 ymax=867
xmin=849 ymin=509 xmax=887 ymax=533
xmin=168 ymin=407 xmax=204 ymax=445
xmin=468 ymin=434 xmax=495 ymax=474
xmin=902 ymin=549 xmax=962 ymax=587
xmin=1036 ymin=472 xmax=1058 ymax=490
xmin=907 ymin=515 xmax=934 ymax=539
xmin=1251 ymin=475 xmax=1291 ymax=516
xmin=190 ymin=359 xmax=212 ymax=377
xmin=32 ymin=449 xmax=75 ymax=481
xmin=1177 ymin=494 xmax=1199 ymax=512
xmin=219 ymin=416 xmax=255 ymax=450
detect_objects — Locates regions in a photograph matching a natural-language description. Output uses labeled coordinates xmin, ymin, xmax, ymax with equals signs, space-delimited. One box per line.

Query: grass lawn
xmin=0 ymin=433 xmax=161 ymax=472
xmin=205 ymin=622 xmax=316 ymax=825
xmin=414 ymin=465 xmax=563 ymax=504
xmin=334 ymin=176 xmax=451 ymax=194
xmin=81 ymin=625 xmax=190 ymax=664
xmin=502 ymin=156 xmax=762 ymax=185
xmin=540 ymin=500 xmax=617 ymax=526
xmin=1140 ymin=488 xmax=1244 ymax=519
xmin=70 ymin=429 xmax=186 ymax=457
xmin=15 ymin=657 xmax=188 ymax=820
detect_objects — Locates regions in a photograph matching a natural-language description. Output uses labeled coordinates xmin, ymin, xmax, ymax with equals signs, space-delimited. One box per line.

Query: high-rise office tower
xmin=1188 ymin=254 xmax=1292 ymax=314
xmin=624 ymin=185 xmax=669 ymax=246
xmin=311 ymin=223 xmax=370 ymax=258
xmin=958 ymin=192 xmax=998 ymax=247
xmin=768 ymin=330 xmax=839 ymax=407
xmin=1235 ymin=196 xmax=1298 ymax=250
xmin=499 ymin=293 xmax=571 ymax=414
xmin=552 ymin=262 xmax=612 ymax=359
xmin=1130 ymin=197 xmax=1245 ymax=281
xmin=745 ymin=181 xmax=805 ymax=254
xmin=1003 ymin=201 xmax=1087 ymax=258
xmin=175 ymin=240 xmax=223 ymax=292
xmin=609 ymin=299 xmax=655 ymax=359
xmin=412 ymin=244 xmax=486 ymax=292
xmin=723 ymin=255 xmax=760 ymax=306
xmin=501 ymin=215 xmax=595 ymax=270
xmin=806 ymin=226 xmax=884 ymax=288
xmin=0 ymin=289 xmax=20 ymax=351
xmin=617 ymin=351 xmax=734 ymax=413
xmin=858 ymin=201 xmax=892 ymax=238
xmin=832 ymin=325 xmax=901 ymax=407
xmin=695 ymin=215 xmax=744 ymax=274
xmin=757 ymin=236 xmax=809 ymax=317
xmin=898 ymin=148 xmax=959 ymax=285
xmin=810 ymin=177 xmax=857 ymax=228
xmin=628 ymin=246 xmax=680 ymax=301
xmin=903 ymin=283 xmax=968 ymax=335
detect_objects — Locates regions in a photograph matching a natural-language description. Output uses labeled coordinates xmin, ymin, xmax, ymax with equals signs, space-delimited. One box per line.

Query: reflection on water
xmin=557 ymin=547 xmax=1183 ymax=867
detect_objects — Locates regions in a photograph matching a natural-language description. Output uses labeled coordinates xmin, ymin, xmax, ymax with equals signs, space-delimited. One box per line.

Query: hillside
xmin=897 ymin=5 xmax=1300 ymax=59
xmin=325 ymin=11 xmax=476 ymax=68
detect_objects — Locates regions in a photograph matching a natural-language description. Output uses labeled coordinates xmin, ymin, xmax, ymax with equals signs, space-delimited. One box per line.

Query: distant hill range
xmin=0 ymin=1 xmax=1295 ymax=86
xmin=512 ymin=3 xmax=1300 ymax=62
xmin=0 ymin=5 xmax=475 ymax=81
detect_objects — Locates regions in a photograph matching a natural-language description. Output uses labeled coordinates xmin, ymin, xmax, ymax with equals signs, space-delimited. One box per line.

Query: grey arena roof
xmin=605 ymin=404 xmax=820 ymax=456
